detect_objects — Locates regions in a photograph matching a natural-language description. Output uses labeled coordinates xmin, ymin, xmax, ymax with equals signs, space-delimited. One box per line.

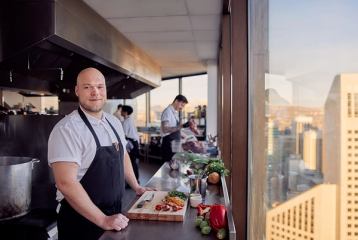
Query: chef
xmin=48 ymin=67 xmax=151 ymax=240
xmin=160 ymin=94 xmax=188 ymax=162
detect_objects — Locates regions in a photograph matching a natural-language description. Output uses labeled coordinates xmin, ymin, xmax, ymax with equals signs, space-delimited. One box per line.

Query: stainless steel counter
xmin=99 ymin=163 xmax=236 ymax=240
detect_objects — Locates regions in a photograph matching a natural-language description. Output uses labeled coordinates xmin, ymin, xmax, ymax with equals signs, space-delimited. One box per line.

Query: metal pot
xmin=0 ymin=156 xmax=39 ymax=220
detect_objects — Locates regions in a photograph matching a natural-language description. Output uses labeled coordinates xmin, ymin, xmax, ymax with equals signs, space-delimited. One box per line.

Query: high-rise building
xmin=266 ymin=74 xmax=358 ymax=240
xmin=266 ymin=184 xmax=337 ymax=240
xmin=303 ymin=129 xmax=317 ymax=170
xmin=323 ymin=73 xmax=358 ymax=239
xmin=315 ymin=130 xmax=323 ymax=173
xmin=292 ymin=116 xmax=312 ymax=156
xmin=267 ymin=118 xmax=280 ymax=156
xmin=269 ymin=174 xmax=285 ymax=207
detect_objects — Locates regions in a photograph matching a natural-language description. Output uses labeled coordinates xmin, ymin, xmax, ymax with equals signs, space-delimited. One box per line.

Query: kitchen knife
xmin=136 ymin=192 xmax=155 ymax=208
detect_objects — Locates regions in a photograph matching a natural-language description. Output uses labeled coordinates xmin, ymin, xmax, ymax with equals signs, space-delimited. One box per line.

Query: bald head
xmin=76 ymin=67 xmax=105 ymax=85
xmin=75 ymin=67 xmax=107 ymax=118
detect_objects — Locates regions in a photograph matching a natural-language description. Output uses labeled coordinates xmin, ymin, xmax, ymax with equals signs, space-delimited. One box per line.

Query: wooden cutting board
xmin=126 ymin=191 xmax=188 ymax=222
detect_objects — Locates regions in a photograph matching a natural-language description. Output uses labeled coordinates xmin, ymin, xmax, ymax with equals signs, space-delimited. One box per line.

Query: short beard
xmin=79 ymin=103 xmax=103 ymax=114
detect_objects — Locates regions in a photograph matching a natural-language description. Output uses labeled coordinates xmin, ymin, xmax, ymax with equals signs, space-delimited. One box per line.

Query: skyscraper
xmin=303 ymin=129 xmax=317 ymax=170
xmin=266 ymin=73 xmax=358 ymax=240
xmin=323 ymin=73 xmax=358 ymax=239
xmin=266 ymin=184 xmax=337 ymax=240
xmin=292 ymin=116 xmax=312 ymax=157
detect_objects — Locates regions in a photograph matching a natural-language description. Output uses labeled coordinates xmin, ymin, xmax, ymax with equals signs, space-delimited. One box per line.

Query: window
xmin=182 ymin=74 xmax=208 ymax=123
xmin=134 ymin=94 xmax=146 ymax=127
xmin=150 ymin=79 xmax=179 ymax=127
xmin=250 ymin=0 xmax=358 ymax=239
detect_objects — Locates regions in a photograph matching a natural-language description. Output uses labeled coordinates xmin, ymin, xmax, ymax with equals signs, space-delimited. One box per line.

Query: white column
xmin=207 ymin=59 xmax=218 ymax=137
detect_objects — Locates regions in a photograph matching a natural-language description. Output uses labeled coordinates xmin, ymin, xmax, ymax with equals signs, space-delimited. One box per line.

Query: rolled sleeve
xmin=161 ymin=109 xmax=171 ymax=122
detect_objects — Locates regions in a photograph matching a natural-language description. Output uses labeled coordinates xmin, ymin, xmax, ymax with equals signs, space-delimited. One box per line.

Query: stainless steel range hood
xmin=0 ymin=0 xmax=161 ymax=101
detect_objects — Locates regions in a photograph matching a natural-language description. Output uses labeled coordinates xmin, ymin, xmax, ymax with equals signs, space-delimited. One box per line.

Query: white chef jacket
xmin=160 ymin=104 xmax=179 ymax=137
xmin=122 ymin=115 xmax=139 ymax=142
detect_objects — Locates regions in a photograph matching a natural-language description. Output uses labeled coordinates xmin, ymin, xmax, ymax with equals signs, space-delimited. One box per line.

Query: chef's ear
xmin=75 ymin=85 xmax=79 ymax=96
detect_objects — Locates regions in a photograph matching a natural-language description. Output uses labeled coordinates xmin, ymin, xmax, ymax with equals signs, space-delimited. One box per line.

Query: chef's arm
xmin=161 ymin=121 xmax=181 ymax=134
xmin=123 ymin=151 xmax=151 ymax=195
xmin=51 ymin=162 xmax=128 ymax=230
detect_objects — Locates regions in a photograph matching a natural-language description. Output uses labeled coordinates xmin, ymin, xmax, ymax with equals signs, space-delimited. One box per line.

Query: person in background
xmin=181 ymin=116 xmax=204 ymax=153
xmin=121 ymin=105 xmax=140 ymax=181
xmin=188 ymin=116 xmax=200 ymax=135
xmin=160 ymin=94 xmax=188 ymax=162
xmin=48 ymin=67 xmax=151 ymax=240
xmin=113 ymin=104 xmax=123 ymax=122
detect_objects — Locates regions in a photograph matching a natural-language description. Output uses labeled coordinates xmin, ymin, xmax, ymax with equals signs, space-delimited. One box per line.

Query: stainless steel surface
xmin=100 ymin=162 xmax=236 ymax=240
xmin=54 ymin=0 xmax=161 ymax=88
xmin=189 ymin=174 xmax=202 ymax=194
xmin=0 ymin=0 xmax=160 ymax=99
xmin=221 ymin=176 xmax=237 ymax=240
xmin=0 ymin=157 xmax=39 ymax=220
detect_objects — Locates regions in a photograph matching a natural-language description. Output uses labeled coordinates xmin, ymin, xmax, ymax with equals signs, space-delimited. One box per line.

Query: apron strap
xmin=77 ymin=107 xmax=101 ymax=148
xmin=106 ymin=118 xmax=121 ymax=143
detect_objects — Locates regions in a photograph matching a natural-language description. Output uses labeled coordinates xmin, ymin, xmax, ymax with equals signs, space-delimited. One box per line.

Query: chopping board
xmin=126 ymin=191 xmax=188 ymax=222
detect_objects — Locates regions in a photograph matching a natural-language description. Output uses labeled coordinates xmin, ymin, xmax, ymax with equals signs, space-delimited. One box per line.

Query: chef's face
xmin=75 ymin=68 xmax=107 ymax=114
xmin=174 ymin=100 xmax=186 ymax=111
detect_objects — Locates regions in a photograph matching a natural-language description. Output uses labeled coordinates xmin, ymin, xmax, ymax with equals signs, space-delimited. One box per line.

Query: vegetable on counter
xmin=204 ymin=159 xmax=230 ymax=184
xmin=209 ymin=204 xmax=227 ymax=232
xmin=168 ymin=191 xmax=187 ymax=200
xmin=205 ymin=161 xmax=230 ymax=177
xmin=201 ymin=226 xmax=212 ymax=235
xmin=194 ymin=204 xmax=228 ymax=238
xmin=199 ymin=220 xmax=209 ymax=229
xmin=208 ymin=172 xmax=220 ymax=184
xmin=197 ymin=203 xmax=211 ymax=216
xmin=216 ymin=228 xmax=227 ymax=240
xmin=195 ymin=216 xmax=204 ymax=227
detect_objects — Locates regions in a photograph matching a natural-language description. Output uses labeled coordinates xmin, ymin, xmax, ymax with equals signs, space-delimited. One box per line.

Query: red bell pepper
xmin=209 ymin=204 xmax=227 ymax=231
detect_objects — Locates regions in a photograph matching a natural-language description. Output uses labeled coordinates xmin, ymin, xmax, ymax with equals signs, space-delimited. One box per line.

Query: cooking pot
xmin=0 ymin=156 xmax=39 ymax=220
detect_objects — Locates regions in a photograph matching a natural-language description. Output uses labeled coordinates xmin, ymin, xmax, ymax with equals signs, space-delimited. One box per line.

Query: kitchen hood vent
xmin=0 ymin=0 xmax=161 ymax=101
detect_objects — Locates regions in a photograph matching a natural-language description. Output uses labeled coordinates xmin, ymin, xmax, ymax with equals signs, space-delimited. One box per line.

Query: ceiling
xmin=83 ymin=0 xmax=222 ymax=78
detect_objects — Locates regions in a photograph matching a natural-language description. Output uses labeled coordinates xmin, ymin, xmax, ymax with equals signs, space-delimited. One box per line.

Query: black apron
xmin=161 ymin=117 xmax=181 ymax=163
xmin=57 ymin=108 xmax=125 ymax=240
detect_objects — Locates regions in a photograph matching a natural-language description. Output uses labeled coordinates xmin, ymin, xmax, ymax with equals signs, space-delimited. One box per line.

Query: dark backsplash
xmin=0 ymin=115 xmax=64 ymax=210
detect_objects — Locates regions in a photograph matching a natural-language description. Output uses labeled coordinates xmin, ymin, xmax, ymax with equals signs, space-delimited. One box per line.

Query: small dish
xmin=190 ymin=194 xmax=202 ymax=207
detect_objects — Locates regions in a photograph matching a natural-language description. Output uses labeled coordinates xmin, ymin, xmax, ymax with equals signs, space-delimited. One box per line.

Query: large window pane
xmin=150 ymin=79 xmax=179 ymax=127
xmin=182 ymin=74 xmax=208 ymax=123
xmin=134 ymin=94 xmax=146 ymax=127
xmin=250 ymin=0 xmax=358 ymax=239
xmin=122 ymin=94 xmax=146 ymax=127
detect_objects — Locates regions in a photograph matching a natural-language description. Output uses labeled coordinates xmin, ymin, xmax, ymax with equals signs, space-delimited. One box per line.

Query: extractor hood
xmin=0 ymin=0 xmax=161 ymax=101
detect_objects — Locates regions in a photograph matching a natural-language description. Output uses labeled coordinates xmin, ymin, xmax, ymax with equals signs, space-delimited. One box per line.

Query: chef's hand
xmin=134 ymin=185 xmax=156 ymax=196
xmin=101 ymin=213 xmax=129 ymax=231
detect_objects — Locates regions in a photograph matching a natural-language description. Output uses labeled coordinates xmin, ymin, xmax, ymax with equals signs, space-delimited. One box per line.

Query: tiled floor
xmin=122 ymin=160 xmax=162 ymax=210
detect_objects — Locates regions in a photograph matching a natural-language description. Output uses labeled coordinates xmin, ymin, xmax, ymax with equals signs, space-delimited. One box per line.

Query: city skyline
xmin=266 ymin=73 xmax=358 ymax=239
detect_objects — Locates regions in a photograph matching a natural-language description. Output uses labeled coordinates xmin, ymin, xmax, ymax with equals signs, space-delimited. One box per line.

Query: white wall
xmin=207 ymin=60 xmax=218 ymax=136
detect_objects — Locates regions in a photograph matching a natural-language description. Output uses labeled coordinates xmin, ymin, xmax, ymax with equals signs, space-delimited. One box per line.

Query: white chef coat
xmin=160 ymin=104 xmax=179 ymax=137
xmin=122 ymin=115 xmax=139 ymax=142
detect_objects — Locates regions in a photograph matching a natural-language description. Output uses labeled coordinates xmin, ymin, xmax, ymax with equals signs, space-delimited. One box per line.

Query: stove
xmin=0 ymin=208 xmax=57 ymax=240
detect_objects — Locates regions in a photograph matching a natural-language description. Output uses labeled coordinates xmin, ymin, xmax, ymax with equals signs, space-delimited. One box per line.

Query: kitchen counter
xmin=99 ymin=162 xmax=236 ymax=240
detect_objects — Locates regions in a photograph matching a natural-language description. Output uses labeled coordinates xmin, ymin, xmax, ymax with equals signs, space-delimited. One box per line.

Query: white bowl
xmin=190 ymin=194 xmax=202 ymax=207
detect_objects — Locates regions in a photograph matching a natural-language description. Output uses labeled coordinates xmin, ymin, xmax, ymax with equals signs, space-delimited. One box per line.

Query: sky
xmin=150 ymin=74 xmax=207 ymax=113
xmin=134 ymin=74 xmax=208 ymax=126
xmin=268 ymin=0 xmax=358 ymax=107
